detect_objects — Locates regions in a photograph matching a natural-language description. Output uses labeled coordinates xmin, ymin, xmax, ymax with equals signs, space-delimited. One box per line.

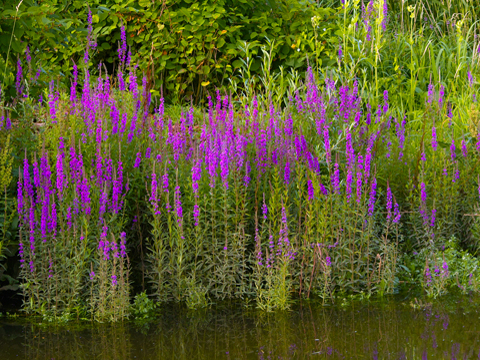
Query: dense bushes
xmin=0 ymin=0 xmax=338 ymax=103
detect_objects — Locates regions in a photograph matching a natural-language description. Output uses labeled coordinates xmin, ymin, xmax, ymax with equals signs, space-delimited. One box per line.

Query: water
xmin=1 ymin=295 xmax=480 ymax=359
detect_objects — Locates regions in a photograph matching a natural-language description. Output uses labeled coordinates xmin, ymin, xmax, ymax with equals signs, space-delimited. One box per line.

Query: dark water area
xmin=1 ymin=295 xmax=480 ymax=359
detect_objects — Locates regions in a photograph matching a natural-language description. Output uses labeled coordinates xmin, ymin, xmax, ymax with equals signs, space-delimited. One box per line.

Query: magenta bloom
xmin=193 ymin=204 xmax=200 ymax=227
xmin=333 ymin=163 xmax=341 ymax=195
xmin=431 ymin=126 xmax=438 ymax=151
xmin=461 ymin=139 xmax=468 ymax=158
xmin=284 ymin=161 xmax=291 ymax=186
xmin=393 ymin=202 xmax=401 ymax=223
xmin=427 ymin=83 xmax=434 ymax=104
xmin=346 ymin=168 xmax=353 ymax=202
xmin=420 ymin=182 xmax=427 ymax=205
xmin=386 ymin=185 xmax=393 ymax=220
xmin=368 ymin=177 xmax=377 ymax=216
xmin=134 ymin=152 xmax=142 ymax=168
xmin=356 ymin=172 xmax=362 ymax=203
xmin=326 ymin=256 xmax=331 ymax=267
xmin=16 ymin=58 xmax=23 ymax=97
xmin=450 ymin=137 xmax=456 ymax=160
xmin=307 ymin=179 xmax=314 ymax=201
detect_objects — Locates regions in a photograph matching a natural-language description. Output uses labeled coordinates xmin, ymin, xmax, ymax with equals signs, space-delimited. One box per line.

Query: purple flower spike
xmin=134 ymin=152 xmax=141 ymax=168
xmin=420 ymin=182 xmax=427 ymax=205
xmin=368 ymin=177 xmax=377 ymax=216
xmin=386 ymin=184 xmax=392 ymax=220
xmin=284 ymin=161 xmax=291 ymax=186
xmin=430 ymin=208 xmax=437 ymax=227
xmin=427 ymin=83 xmax=434 ymax=104
xmin=16 ymin=58 xmax=23 ymax=97
xmin=262 ymin=193 xmax=268 ymax=220
xmin=461 ymin=138 xmax=468 ymax=158
xmin=332 ymin=163 xmax=340 ymax=195
xmin=307 ymin=179 xmax=314 ymax=201
xmin=431 ymin=126 xmax=438 ymax=151
xmin=450 ymin=137 xmax=456 ymax=160
xmin=393 ymin=202 xmax=401 ymax=223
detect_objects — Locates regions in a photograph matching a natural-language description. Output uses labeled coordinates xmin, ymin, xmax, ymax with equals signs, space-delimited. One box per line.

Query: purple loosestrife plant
xmin=450 ymin=137 xmax=456 ymax=160
xmin=48 ymin=80 xmax=58 ymax=123
xmin=356 ymin=171 xmax=362 ymax=204
xmin=307 ymin=179 xmax=314 ymax=201
xmin=439 ymin=84 xmax=444 ymax=107
xmin=368 ymin=177 xmax=377 ymax=216
xmin=284 ymin=161 xmax=291 ymax=186
xmin=16 ymin=58 xmax=23 ymax=97
xmin=134 ymin=152 xmax=142 ymax=168
xmin=462 ymin=138 xmax=468 ymax=158
xmin=386 ymin=184 xmax=393 ymax=220
xmin=431 ymin=126 xmax=438 ymax=151
xmin=427 ymin=83 xmax=434 ymax=104
xmin=346 ymin=168 xmax=353 ymax=202
xmin=393 ymin=202 xmax=401 ymax=223
xmin=332 ymin=163 xmax=340 ymax=195
xmin=174 ymin=185 xmax=183 ymax=225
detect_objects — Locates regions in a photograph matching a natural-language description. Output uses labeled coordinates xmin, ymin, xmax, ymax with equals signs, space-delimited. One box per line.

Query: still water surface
xmin=1 ymin=295 xmax=480 ymax=359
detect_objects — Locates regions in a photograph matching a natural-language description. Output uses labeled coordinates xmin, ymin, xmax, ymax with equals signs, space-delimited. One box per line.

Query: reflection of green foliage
xmin=16 ymin=299 xmax=480 ymax=359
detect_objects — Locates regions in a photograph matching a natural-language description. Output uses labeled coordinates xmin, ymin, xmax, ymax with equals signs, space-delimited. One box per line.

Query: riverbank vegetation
xmin=0 ymin=0 xmax=479 ymax=321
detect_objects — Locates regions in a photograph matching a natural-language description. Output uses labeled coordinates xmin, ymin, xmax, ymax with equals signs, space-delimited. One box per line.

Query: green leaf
xmin=217 ymin=38 xmax=225 ymax=48
xmin=11 ymin=40 xmax=23 ymax=53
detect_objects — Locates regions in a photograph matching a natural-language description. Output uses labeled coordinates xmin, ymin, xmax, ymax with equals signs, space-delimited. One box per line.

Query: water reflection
xmin=1 ymin=295 xmax=480 ymax=359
